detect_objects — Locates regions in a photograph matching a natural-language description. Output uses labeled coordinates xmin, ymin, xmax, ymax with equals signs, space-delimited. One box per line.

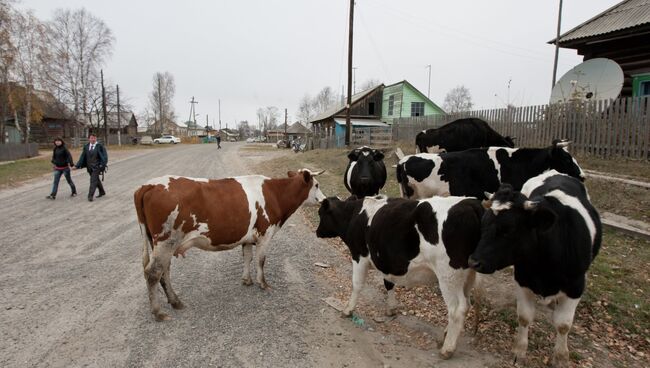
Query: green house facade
xmin=381 ymin=80 xmax=445 ymax=125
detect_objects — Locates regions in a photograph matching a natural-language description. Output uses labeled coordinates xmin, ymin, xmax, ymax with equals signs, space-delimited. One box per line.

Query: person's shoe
xmin=88 ymin=197 xmax=94 ymax=202
xmin=46 ymin=195 xmax=55 ymax=200
xmin=97 ymin=193 xmax=106 ymax=198
xmin=71 ymin=192 xmax=77 ymax=197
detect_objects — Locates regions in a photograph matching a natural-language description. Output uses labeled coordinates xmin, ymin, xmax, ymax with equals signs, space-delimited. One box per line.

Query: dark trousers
xmin=88 ymin=166 xmax=105 ymax=198
xmin=51 ymin=168 xmax=76 ymax=196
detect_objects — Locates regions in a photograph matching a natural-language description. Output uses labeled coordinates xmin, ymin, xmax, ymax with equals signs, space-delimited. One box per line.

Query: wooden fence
xmin=0 ymin=143 xmax=39 ymax=161
xmin=394 ymin=97 xmax=650 ymax=159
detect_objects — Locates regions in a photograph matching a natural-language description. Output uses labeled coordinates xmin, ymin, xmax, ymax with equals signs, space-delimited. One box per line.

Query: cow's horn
xmin=484 ymin=191 xmax=494 ymax=199
xmin=395 ymin=147 xmax=405 ymax=160
xmin=312 ymin=170 xmax=326 ymax=176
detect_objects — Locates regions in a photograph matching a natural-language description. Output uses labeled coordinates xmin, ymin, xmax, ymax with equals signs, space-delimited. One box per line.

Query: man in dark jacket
xmin=74 ymin=134 xmax=108 ymax=202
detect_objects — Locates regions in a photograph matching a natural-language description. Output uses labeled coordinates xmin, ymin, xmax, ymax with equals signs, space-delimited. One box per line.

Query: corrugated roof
xmin=309 ymin=85 xmax=383 ymax=123
xmin=286 ymin=122 xmax=311 ymax=134
xmin=552 ymin=0 xmax=650 ymax=44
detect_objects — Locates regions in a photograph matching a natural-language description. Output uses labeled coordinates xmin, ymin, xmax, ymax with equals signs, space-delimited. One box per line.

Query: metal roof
xmin=552 ymin=0 xmax=650 ymax=44
xmin=309 ymin=85 xmax=383 ymax=124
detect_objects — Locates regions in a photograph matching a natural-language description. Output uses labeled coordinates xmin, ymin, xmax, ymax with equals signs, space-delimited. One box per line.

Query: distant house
xmin=551 ymin=0 xmax=650 ymax=97
xmin=381 ymin=80 xmax=445 ymax=125
xmin=2 ymin=84 xmax=84 ymax=144
xmin=309 ymin=84 xmax=387 ymax=147
xmin=185 ymin=121 xmax=206 ymax=137
xmin=86 ymin=111 xmax=138 ymax=137
xmin=221 ymin=128 xmax=240 ymax=141
xmin=286 ymin=122 xmax=312 ymax=141
xmin=266 ymin=129 xmax=285 ymax=142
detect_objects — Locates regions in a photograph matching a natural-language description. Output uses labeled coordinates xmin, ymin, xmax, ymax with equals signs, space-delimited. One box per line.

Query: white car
xmin=154 ymin=135 xmax=181 ymax=144
xmin=246 ymin=137 xmax=255 ymax=143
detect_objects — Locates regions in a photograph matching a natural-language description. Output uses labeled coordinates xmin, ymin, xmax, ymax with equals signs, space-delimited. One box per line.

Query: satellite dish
xmin=550 ymin=58 xmax=623 ymax=104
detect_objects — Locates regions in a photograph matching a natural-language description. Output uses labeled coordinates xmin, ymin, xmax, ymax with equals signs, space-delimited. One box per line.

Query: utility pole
xmin=552 ymin=0 xmax=564 ymax=88
xmin=218 ymin=99 xmax=221 ymax=131
xmin=284 ymin=108 xmax=288 ymax=147
xmin=426 ymin=64 xmax=432 ymax=98
xmin=507 ymin=78 xmax=512 ymax=107
xmin=345 ymin=0 xmax=354 ymax=147
xmin=157 ymin=75 xmax=163 ymax=135
xmin=352 ymin=66 xmax=358 ymax=94
xmin=101 ymin=69 xmax=108 ymax=144
xmin=116 ymin=84 xmax=121 ymax=146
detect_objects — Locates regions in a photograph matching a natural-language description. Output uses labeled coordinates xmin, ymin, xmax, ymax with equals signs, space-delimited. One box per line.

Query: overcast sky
xmin=22 ymin=0 xmax=620 ymax=128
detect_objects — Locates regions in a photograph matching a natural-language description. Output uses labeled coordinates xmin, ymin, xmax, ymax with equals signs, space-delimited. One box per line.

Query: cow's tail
xmin=134 ymin=185 xmax=155 ymax=271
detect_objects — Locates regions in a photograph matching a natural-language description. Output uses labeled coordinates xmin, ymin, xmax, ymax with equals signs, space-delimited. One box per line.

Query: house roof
xmin=333 ymin=118 xmax=389 ymax=128
xmin=309 ymin=85 xmax=384 ymax=124
xmin=286 ymin=122 xmax=311 ymax=134
xmin=85 ymin=111 xmax=136 ymax=129
xmin=550 ymin=0 xmax=650 ymax=45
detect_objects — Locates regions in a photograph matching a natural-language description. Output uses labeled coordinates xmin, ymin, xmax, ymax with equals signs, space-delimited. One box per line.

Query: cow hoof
xmin=341 ymin=309 xmax=353 ymax=318
xmin=171 ymin=301 xmax=185 ymax=310
xmin=154 ymin=312 xmax=171 ymax=321
xmin=438 ymin=349 xmax=454 ymax=360
xmin=242 ymin=278 xmax=253 ymax=286
xmin=259 ymin=283 xmax=271 ymax=290
xmin=512 ymin=354 xmax=527 ymax=367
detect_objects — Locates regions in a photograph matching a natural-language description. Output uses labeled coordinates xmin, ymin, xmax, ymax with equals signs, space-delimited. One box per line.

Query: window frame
xmin=411 ymin=102 xmax=424 ymax=117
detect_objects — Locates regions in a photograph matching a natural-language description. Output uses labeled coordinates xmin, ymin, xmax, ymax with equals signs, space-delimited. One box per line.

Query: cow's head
xmin=468 ymin=184 xmax=557 ymax=274
xmin=504 ymin=136 xmax=516 ymax=148
xmin=288 ymin=169 xmax=326 ymax=206
xmin=549 ymin=139 xmax=585 ymax=181
xmin=316 ymin=196 xmax=348 ymax=238
xmin=345 ymin=146 xmax=387 ymax=196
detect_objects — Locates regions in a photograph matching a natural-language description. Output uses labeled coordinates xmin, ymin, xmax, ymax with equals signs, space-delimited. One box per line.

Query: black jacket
xmin=51 ymin=145 xmax=74 ymax=168
xmin=75 ymin=143 xmax=108 ymax=171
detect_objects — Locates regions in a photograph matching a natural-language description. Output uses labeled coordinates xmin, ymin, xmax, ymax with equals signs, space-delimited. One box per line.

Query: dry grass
xmin=576 ymin=154 xmax=650 ymax=181
xmin=254 ymin=147 xmax=650 ymax=368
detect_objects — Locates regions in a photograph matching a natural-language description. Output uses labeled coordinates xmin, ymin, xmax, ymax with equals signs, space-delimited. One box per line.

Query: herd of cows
xmin=134 ymin=118 xmax=602 ymax=367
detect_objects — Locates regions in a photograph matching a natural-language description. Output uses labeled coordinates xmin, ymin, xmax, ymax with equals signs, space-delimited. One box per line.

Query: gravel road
xmin=0 ymin=142 xmax=494 ymax=368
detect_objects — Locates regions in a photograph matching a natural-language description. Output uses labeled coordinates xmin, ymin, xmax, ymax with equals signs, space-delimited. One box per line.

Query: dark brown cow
xmin=134 ymin=169 xmax=325 ymax=321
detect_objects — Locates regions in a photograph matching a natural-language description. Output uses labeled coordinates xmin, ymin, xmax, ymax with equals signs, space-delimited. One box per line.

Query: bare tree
xmin=42 ymin=8 xmax=114 ymax=122
xmin=11 ymin=10 xmax=47 ymax=142
xmin=0 ymin=0 xmax=16 ymax=143
xmin=312 ymin=86 xmax=337 ymax=115
xmin=256 ymin=106 xmax=279 ymax=132
xmin=443 ymin=85 xmax=473 ymax=113
xmin=148 ymin=71 xmax=175 ymax=135
xmin=358 ymin=78 xmax=381 ymax=92
xmin=237 ymin=120 xmax=250 ymax=137
xmin=296 ymin=94 xmax=314 ymax=124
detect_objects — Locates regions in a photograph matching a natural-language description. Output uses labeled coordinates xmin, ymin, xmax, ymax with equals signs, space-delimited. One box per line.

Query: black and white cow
xmin=344 ymin=146 xmax=387 ymax=197
xmin=316 ymin=195 xmax=484 ymax=359
xmin=415 ymin=118 xmax=514 ymax=153
xmin=396 ymin=139 xmax=585 ymax=200
xmin=468 ymin=171 xmax=602 ymax=367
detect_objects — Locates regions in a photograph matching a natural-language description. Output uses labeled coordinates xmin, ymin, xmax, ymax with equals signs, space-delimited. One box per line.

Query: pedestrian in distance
xmin=216 ymin=132 xmax=222 ymax=149
xmin=46 ymin=137 xmax=77 ymax=200
xmin=73 ymin=134 xmax=108 ymax=202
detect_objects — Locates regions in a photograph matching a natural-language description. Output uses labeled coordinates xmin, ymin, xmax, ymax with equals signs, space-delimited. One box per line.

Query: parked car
xmin=153 ymin=135 xmax=181 ymax=144
xmin=246 ymin=137 xmax=255 ymax=143
xmin=140 ymin=136 xmax=153 ymax=145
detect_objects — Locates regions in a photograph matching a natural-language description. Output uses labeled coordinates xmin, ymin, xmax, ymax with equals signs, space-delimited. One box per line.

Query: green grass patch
xmin=583 ymin=229 xmax=650 ymax=335
xmin=0 ymin=156 xmax=52 ymax=188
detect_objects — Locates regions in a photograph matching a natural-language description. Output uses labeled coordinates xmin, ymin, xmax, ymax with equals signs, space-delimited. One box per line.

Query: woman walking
xmin=46 ymin=137 xmax=77 ymax=199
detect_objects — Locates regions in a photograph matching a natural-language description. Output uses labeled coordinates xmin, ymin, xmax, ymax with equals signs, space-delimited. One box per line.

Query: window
xmin=388 ymin=95 xmax=394 ymax=115
xmin=641 ymin=81 xmax=650 ymax=96
xmin=368 ymin=102 xmax=375 ymax=115
xmin=411 ymin=102 xmax=424 ymax=117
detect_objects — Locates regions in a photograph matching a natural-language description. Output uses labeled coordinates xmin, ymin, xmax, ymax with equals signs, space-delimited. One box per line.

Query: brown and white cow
xmin=134 ymin=169 xmax=325 ymax=321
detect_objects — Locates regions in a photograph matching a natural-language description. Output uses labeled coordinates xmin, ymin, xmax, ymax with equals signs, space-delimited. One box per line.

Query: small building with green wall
xmin=381 ymin=80 xmax=445 ymax=125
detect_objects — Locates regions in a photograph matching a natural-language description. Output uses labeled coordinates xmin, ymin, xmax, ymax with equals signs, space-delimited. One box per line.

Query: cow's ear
xmin=526 ymin=202 xmax=557 ymax=232
xmin=287 ymin=171 xmax=297 ymax=177
xmin=302 ymin=170 xmax=312 ymax=183
xmin=320 ymin=198 xmax=331 ymax=211
xmin=347 ymin=150 xmax=360 ymax=161
xmin=373 ymin=150 xmax=384 ymax=161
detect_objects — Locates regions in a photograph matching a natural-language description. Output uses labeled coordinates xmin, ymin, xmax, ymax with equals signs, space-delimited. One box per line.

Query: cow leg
xmin=144 ymin=243 xmax=173 ymax=321
xmin=255 ymin=238 xmax=272 ymax=289
xmin=383 ymin=279 xmax=399 ymax=316
xmin=513 ymin=285 xmax=537 ymax=365
xmin=241 ymin=244 xmax=254 ymax=286
xmin=437 ymin=269 xmax=471 ymax=359
xmin=342 ymin=256 xmax=370 ymax=317
xmin=551 ymin=295 xmax=580 ymax=368
xmin=160 ymin=263 xmax=184 ymax=310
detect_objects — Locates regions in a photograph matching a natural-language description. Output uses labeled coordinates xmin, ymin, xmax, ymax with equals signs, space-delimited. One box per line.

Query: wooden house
xmin=86 ymin=111 xmax=138 ymax=137
xmin=551 ymin=0 xmax=650 ymax=97
xmin=381 ymin=80 xmax=445 ymax=125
